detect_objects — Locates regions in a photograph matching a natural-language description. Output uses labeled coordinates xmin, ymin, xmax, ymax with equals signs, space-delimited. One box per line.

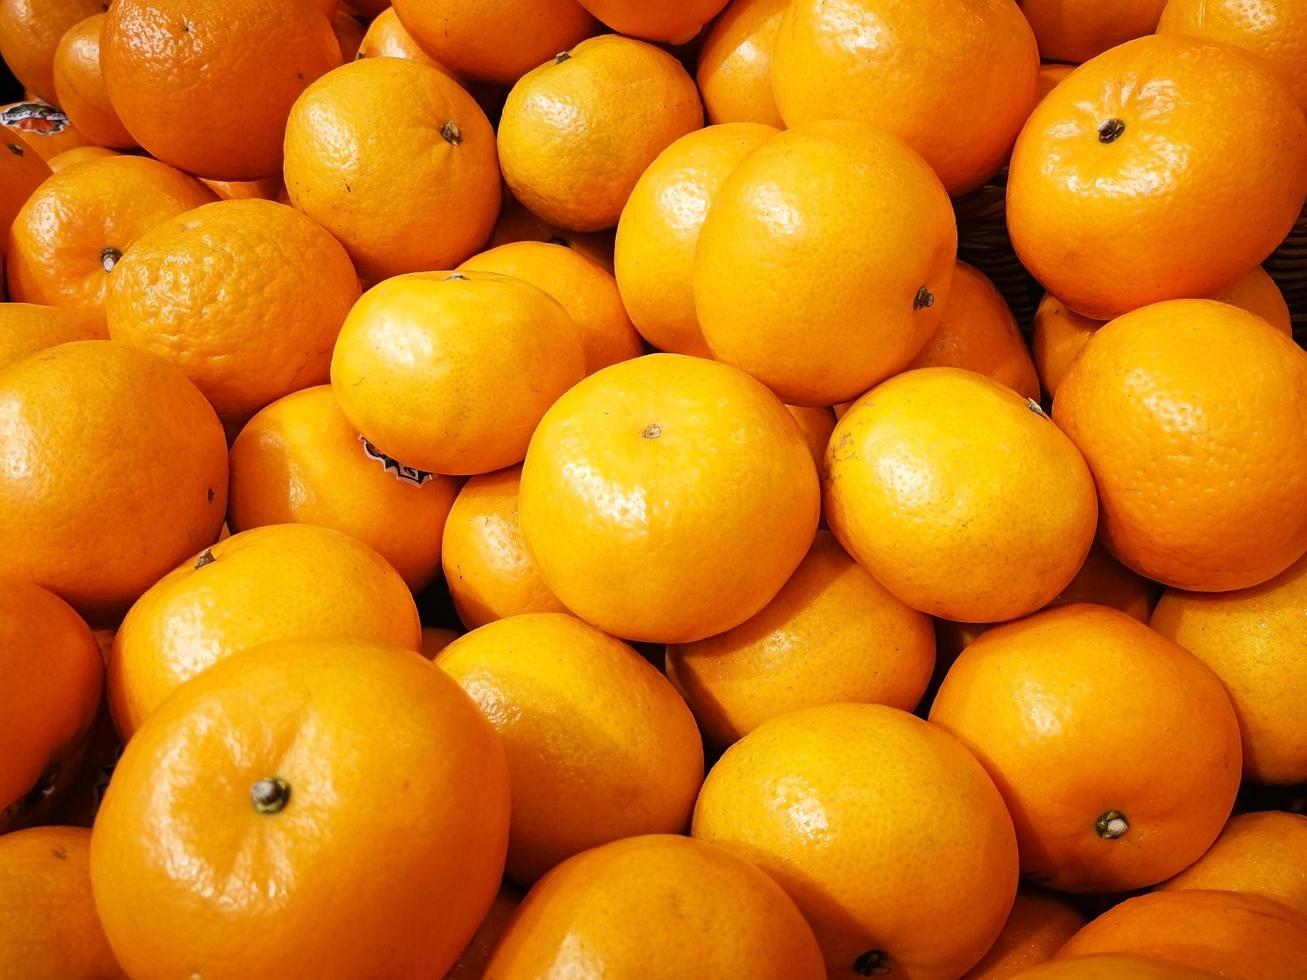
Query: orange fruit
xmin=0 ymin=341 xmax=226 ymax=622
xmin=331 ymin=271 xmax=585 ymax=475
xmin=1021 ymin=0 xmax=1169 ymax=63
xmin=436 ymin=613 xmax=703 ymax=883
xmin=7 ymin=154 xmax=215 ymax=311
xmin=519 ymin=353 xmax=819 ymax=643
xmin=772 ymin=0 xmax=1039 ymax=195
xmin=0 ymin=302 xmax=105 ymax=371
xmin=44 ymin=143 xmax=114 ymax=170
xmin=1033 ymin=268 xmax=1293 ymax=397
xmin=930 ymin=604 xmax=1242 ymax=892
xmin=1160 ymin=0 xmax=1307 ymax=116
xmin=696 ymin=0 xmax=788 ymax=127
xmin=963 ymin=889 xmax=1088 ymax=980
xmin=693 ymin=703 xmax=1018 ymax=980
xmin=498 ymin=35 xmax=703 ymax=232
xmin=573 ymin=0 xmax=729 ymax=43
xmin=1010 ymin=955 xmax=1220 ymax=980
xmin=105 ymin=199 xmax=359 ymax=424
xmin=459 ymin=241 xmax=642 ymax=374
xmin=1054 ymin=299 xmax=1307 ymax=591
xmin=0 ymin=137 xmax=51 ymax=257
xmin=440 ymin=465 xmax=566 ymax=629
xmin=228 ymin=385 xmax=461 ymax=592
xmin=108 ymin=522 xmax=422 ymax=737
xmin=485 ymin=835 xmax=825 ymax=980
xmin=1008 ymin=36 xmax=1307 ymax=320
xmin=906 ymin=262 xmax=1041 ymax=401
xmin=0 ymin=0 xmax=104 ymax=103
xmin=420 ymin=626 xmax=461 ymax=660
xmin=1056 ymin=889 xmax=1307 ymax=980
xmin=0 ymin=100 xmax=90 ymax=160
xmin=786 ymin=404 xmax=836 ymax=467
xmin=1037 ymin=63 xmax=1075 ymax=100
xmin=485 ymin=191 xmax=616 ymax=272
xmin=1052 ymin=544 xmax=1158 ymax=623
xmin=0 ymin=826 xmax=124 ymax=980
xmin=695 ymin=121 xmax=957 ymax=405
xmin=665 ymin=530 xmax=935 ymax=749
xmin=51 ymin=13 xmax=133 ymax=147
xmin=356 ymin=6 xmax=451 ymax=72
xmin=1150 ymin=553 xmax=1307 ymax=783
xmin=197 ymin=175 xmax=284 ymax=201
xmin=390 ymin=0 xmax=595 ymax=85
xmin=825 ymin=368 xmax=1097 ymax=622
xmin=1160 ymin=811 xmax=1307 ymax=917
xmin=0 ymin=578 xmax=101 ymax=831
xmin=330 ymin=9 xmax=364 ymax=60
xmin=91 ymin=638 xmax=510 ymax=980
xmin=284 ymin=57 xmax=500 ymax=280
xmin=615 ymin=121 xmax=777 ymax=358
xmin=101 ymin=0 xmax=339 ymax=179
xmin=445 ymin=885 xmax=523 ymax=980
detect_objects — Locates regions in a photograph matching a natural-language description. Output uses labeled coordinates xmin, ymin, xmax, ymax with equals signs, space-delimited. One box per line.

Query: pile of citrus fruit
xmin=2 ymin=0 xmax=1307 ymax=977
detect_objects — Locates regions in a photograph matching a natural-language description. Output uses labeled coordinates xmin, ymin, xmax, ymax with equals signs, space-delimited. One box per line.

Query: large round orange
xmin=0 ymin=100 xmax=90 ymax=160
xmin=1011 ymin=955 xmax=1221 ymax=980
xmin=0 ymin=826 xmax=124 ymax=980
xmin=105 ymin=199 xmax=360 ymax=424
xmin=906 ymin=261 xmax=1041 ymax=401
xmin=0 ymin=341 xmax=226 ymax=622
xmin=1160 ymin=0 xmax=1307 ymax=116
xmin=7 ymin=155 xmax=214 ymax=310
xmin=825 ymin=368 xmax=1097 ymax=623
xmin=0 ymin=0 xmax=104 ymax=103
xmin=963 ymin=889 xmax=1087 ymax=980
xmin=228 ymin=386 xmax=461 ymax=592
xmin=498 ymin=35 xmax=703 ymax=231
xmin=108 ymin=522 xmax=422 ymax=737
xmin=1056 ymin=890 xmax=1307 ymax=980
xmin=693 ymin=703 xmax=1018 ymax=980
xmin=930 ymin=604 xmax=1242 ymax=893
xmin=101 ymin=0 xmax=339 ymax=179
xmin=91 ymin=638 xmax=510 ymax=980
xmin=436 ymin=613 xmax=703 ymax=883
xmin=331 ymin=270 xmax=585 ymax=475
xmin=440 ymin=465 xmax=566 ymax=629
xmin=695 ymin=121 xmax=957 ymax=405
xmin=1033 ymin=267 xmax=1293 ymax=397
xmin=391 ymin=0 xmax=595 ymax=85
xmin=615 ymin=121 xmax=777 ymax=359
xmin=459 ymin=241 xmax=641 ymax=374
xmin=1021 ymin=0 xmax=1169 ymax=63
xmin=1151 ymin=553 xmax=1307 ymax=783
xmin=696 ymin=0 xmax=788 ymax=127
xmin=573 ymin=0 xmax=728 ymax=43
xmin=52 ymin=14 xmax=133 ymax=148
xmin=0 ymin=578 xmax=101 ymax=831
xmin=486 ymin=835 xmax=824 ymax=979
xmin=519 ymin=353 xmax=819 ymax=644
xmin=1054 ymin=300 xmax=1307 ymax=591
xmin=1009 ymin=36 xmax=1307 ymax=319
xmin=284 ymin=57 xmax=500 ymax=280
xmin=0 ymin=302 xmax=104 ymax=370
xmin=1160 ymin=811 xmax=1307 ymax=917
xmin=665 ymin=530 xmax=935 ymax=749
xmin=772 ymin=0 xmax=1038 ymax=195
xmin=0 ymin=136 xmax=50 ymax=263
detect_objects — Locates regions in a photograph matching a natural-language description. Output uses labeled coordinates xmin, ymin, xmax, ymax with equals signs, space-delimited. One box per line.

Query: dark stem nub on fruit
xmin=6 ymin=142 xmax=23 ymax=156
xmin=1095 ymin=810 xmax=1129 ymax=839
xmin=1026 ymin=398 xmax=1049 ymax=419
xmin=1098 ymin=118 xmax=1126 ymax=144
xmin=100 ymin=247 xmax=122 ymax=272
xmin=642 ymin=424 xmax=662 ymax=439
xmin=554 ymin=51 xmax=571 ymax=64
xmin=445 ymin=272 xmax=468 ymax=281
xmin=251 ymin=777 xmax=291 ymax=815
xmin=194 ymin=549 xmax=216 ymax=570
xmin=854 ymin=950 xmax=891 ymax=977
xmin=913 ymin=286 xmax=934 ymax=310
xmin=441 ymin=120 xmax=463 ymax=146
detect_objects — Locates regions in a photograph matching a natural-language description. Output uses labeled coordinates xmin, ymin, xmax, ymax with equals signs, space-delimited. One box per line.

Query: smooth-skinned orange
xmin=485 ymin=835 xmax=825 ymax=980
xmin=108 ymin=523 xmax=421 ymax=737
xmin=1010 ymin=955 xmax=1219 ymax=980
xmin=356 ymin=6 xmax=452 ymax=73
xmin=498 ymin=35 xmax=703 ymax=232
xmin=519 ymin=353 xmax=820 ymax=644
xmin=330 ymin=9 xmax=364 ymax=60
xmin=573 ymin=0 xmax=729 ymax=43
xmin=1054 ymin=300 xmax=1307 ymax=591
xmin=1008 ymin=35 xmax=1307 ymax=319
xmin=0 ymin=341 xmax=227 ymax=623
xmin=0 ymin=303 xmax=105 ymax=370
xmin=694 ymin=121 xmax=958 ymax=405
xmin=930 ymin=604 xmax=1242 ymax=893
xmin=44 ymin=143 xmax=114 ymax=171
xmin=1021 ymin=0 xmax=1169 ymax=63
xmin=615 ymin=121 xmax=777 ymax=358
xmin=228 ymin=385 xmax=461 ymax=593
xmin=693 ymin=703 xmax=1019 ymax=980
xmin=436 ymin=613 xmax=704 ymax=884
xmin=696 ymin=0 xmax=788 ymax=127
xmin=0 ymin=136 xmax=50 ymax=265
xmin=962 ymin=889 xmax=1088 ymax=980
xmin=52 ymin=13 xmax=133 ymax=148
xmin=0 ymin=0 xmax=104 ymax=103
xmin=1160 ymin=811 xmax=1307 ymax=917
xmin=666 ymin=530 xmax=936 ymax=749
xmin=91 ymin=639 xmax=510 ymax=980
xmin=331 ymin=270 xmax=585 ymax=476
